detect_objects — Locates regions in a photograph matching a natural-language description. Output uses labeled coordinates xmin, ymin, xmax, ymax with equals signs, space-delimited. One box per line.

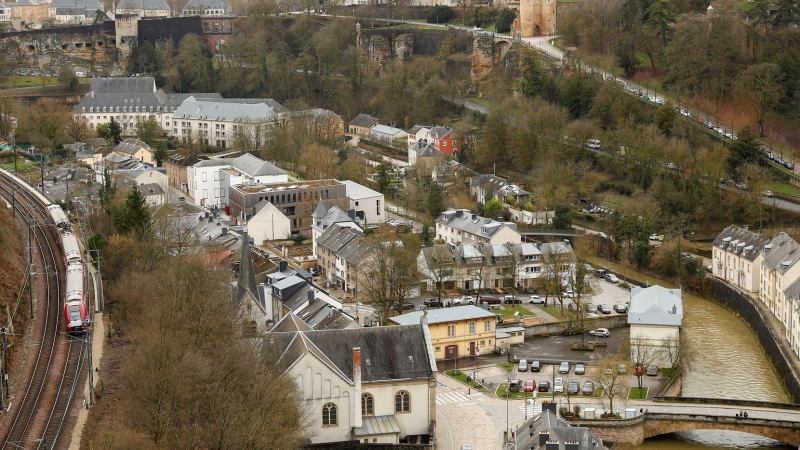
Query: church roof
xmin=236 ymin=231 xmax=258 ymax=305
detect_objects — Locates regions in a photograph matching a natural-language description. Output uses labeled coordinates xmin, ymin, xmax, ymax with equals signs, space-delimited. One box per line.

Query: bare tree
xmin=65 ymin=115 xmax=92 ymax=143
xmin=628 ymin=333 xmax=660 ymax=392
xmin=358 ymin=234 xmax=418 ymax=324
xmin=564 ymin=259 xmax=598 ymax=342
xmin=503 ymin=243 xmax=523 ymax=289
xmin=661 ymin=332 xmax=696 ymax=372
xmin=590 ymin=353 xmax=630 ymax=417
xmin=420 ymin=244 xmax=456 ymax=302
xmin=542 ymin=247 xmax=570 ymax=311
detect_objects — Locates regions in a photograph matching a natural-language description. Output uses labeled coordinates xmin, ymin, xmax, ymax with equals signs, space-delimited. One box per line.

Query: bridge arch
xmin=494 ymin=40 xmax=512 ymax=63
xmin=643 ymin=415 xmax=800 ymax=448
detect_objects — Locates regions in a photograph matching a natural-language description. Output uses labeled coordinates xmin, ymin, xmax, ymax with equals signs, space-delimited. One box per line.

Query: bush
xmin=427 ymin=5 xmax=454 ymax=23
xmin=496 ymin=8 xmax=516 ymax=33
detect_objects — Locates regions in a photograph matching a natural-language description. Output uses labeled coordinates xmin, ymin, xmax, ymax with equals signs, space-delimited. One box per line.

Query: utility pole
xmin=86 ymin=324 xmax=94 ymax=408
xmin=1 ymin=327 xmax=7 ymax=400
xmin=28 ymin=215 xmax=34 ymax=320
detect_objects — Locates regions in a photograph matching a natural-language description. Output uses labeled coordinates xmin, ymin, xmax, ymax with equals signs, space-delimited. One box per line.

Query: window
xmin=395 ymin=391 xmax=410 ymax=413
xmin=202 ymin=172 xmax=207 ymax=182
xmin=322 ymin=403 xmax=337 ymax=426
xmin=362 ymin=393 xmax=374 ymax=416
xmin=469 ymin=322 xmax=476 ymax=334
xmin=447 ymin=324 xmax=455 ymax=337
xmin=484 ymin=320 xmax=491 ymax=332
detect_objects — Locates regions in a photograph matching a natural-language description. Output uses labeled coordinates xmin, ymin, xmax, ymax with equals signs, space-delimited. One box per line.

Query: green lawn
xmin=497 ymin=304 xmax=535 ymax=319
xmin=1 ymin=158 xmax=40 ymax=172
xmin=661 ymin=368 xmax=674 ymax=377
xmin=467 ymin=97 xmax=492 ymax=107
xmin=0 ymin=75 xmax=67 ymax=90
xmin=628 ymin=387 xmax=649 ymax=399
xmin=444 ymin=369 xmax=487 ymax=391
xmin=538 ymin=304 xmax=564 ymax=319
xmin=497 ymin=361 xmax=515 ymax=372
xmin=496 ymin=383 xmax=529 ymax=399
xmin=768 ymin=181 xmax=800 ymax=197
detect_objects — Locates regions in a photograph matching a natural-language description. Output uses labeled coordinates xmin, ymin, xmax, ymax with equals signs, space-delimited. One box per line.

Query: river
xmin=638 ymin=291 xmax=792 ymax=450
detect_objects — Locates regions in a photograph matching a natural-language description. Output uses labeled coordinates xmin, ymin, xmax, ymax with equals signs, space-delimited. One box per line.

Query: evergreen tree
xmin=522 ymin=55 xmax=547 ymax=99
xmin=552 ymin=203 xmax=573 ymax=229
xmin=99 ymin=166 xmax=116 ymax=209
xmin=153 ymin=141 xmax=169 ymax=167
xmin=376 ymin=164 xmax=390 ymax=193
xmin=115 ymin=185 xmax=153 ymax=239
xmin=426 ymin=181 xmax=446 ymax=219
xmin=106 ymin=118 xmax=122 ymax=145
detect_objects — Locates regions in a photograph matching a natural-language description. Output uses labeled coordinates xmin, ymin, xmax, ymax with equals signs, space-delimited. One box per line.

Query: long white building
xmin=186 ymin=153 xmax=287 ymax=208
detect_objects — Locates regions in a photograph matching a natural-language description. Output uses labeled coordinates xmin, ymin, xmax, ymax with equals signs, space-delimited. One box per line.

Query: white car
xmin=453 ymin=296 xmax=475 ymax=305
xmin=553 ymin=377 xmax=564 ymax=393
xmin=589 ymin=328 xmax=610 ymax=337
xmin=528 ymin=295 xmax=545 ymax=304
xmin=605 ymin=274 xmax=620 ymax=284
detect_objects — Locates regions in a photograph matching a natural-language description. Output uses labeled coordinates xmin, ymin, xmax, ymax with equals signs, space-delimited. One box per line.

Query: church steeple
xmin=236 ymin=230 xmax=258 ymax=306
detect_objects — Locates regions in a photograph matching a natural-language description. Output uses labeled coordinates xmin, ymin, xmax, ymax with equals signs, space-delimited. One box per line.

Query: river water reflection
xmin=637 ymin=291 xmax=790 ymax=450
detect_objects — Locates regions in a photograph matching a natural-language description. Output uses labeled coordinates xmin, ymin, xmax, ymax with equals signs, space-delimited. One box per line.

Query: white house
xmin=628 ymin=285 xmax=683 ymax=366
xmin=188 ymin=158 xmax=230 ymax=207
xmin=406 ymin=125 xmax=431 ymax=150
xmin=711 ymin=225 xmax=769 ymax=293
xmin=311 ymin=200 xmax=361 ymax=257
xmin=172 ymin=97 xmax=285 ymax=148
xmin=187 ymin=153 xmax=286 ymax=208
xmin=435 ymin=208 xmax=521 ymax=246
xmin=119 ymin=168 xmax=168 ymax=193
xmin=760 ymin=232 xmax=800 ymax=338
xmin=268 ymin=323 xmax=437 ymax=444
xmin=341 ymin=180 xmax=384 ymax=227
xmin=0 ymin=3 xmax=11 ymax=22
xmin=247 ymin=201 xmax=291 ymax=246
xmin=116 ymin=0 xmax=169 ymax=17
xmin=182 ymin=0 xmax=227 ymax=15
xmin=370 ymin=124 xmax=408 ymax=143
xmin=48 ymin=0 xmax=101 ymax=23
xmin=139 ymin=182 xmax=165 ymax=206
xmin=782 ymin=278 xmax=800 ymax=358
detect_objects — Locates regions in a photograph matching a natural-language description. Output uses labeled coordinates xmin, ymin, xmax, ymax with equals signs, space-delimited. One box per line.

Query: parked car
xmin=553 ymin=377 xmax=564 ymax=393
xmin=402 ymin=302 xmax=415 ymax=310
xmin=508 ymin=379 xmax=522 ymax=392
xmin=575 ymin=362 xmax=586 ymax=375
xmin=538 ymin=381 xmax=551 ymax=392
xmin=524 ymin=379 xmax=536 ymax=393
xmin=589 ymin=328 xmax=610 ymax=337
xmin=594 ymin=269 xmax=608 ymax=278
xmin=461 ymin=445 xmax=472 ymax=450
xmin=762 ymin=190 xmax=774 ymax=197
xmin=586 ymin=139 xmax=602 ymax=150
xmin=480 ymin=295 xmax=501 ymax=305
xmin=504 ymin=296 xmax=522 ymax=304
xmin=587 ymin=313 xmax=600 ymax=319
xmin=423 ymin=298 xmax=442 ymax=308
xmin=596 ymin=304 xmax=612 ymax=314
xmin=518 ymin=359 xmax=529 ymax=372
xmin=647 ymin=365 xmax=659 ymax=376
xmin=528 ymin=295 xmax=545 ymax=304
xmin=633 ymin=363 xmax=644 ymax=376
xmin=613 ymin=304 xmax=628 ymax=313
xmin=453 ymin=295 xmax=475 ymax=305
xmin=567 ymin=381 xmax=580 ymax=395
xmin=559 ymin=361 xmax=571 ymax=374
xmin=605 ymin=273 xmax=620 ymax=284
xmin=582 ymin=381 xmax=595 ymax=395
xmin=618 ymin=364 xmax=627 ymax=374
xmin=531 ymin=361 xmax=541 ymax=372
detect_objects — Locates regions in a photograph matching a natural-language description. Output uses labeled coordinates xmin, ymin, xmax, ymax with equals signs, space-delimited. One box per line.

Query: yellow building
xmin=389 ymin=305 xmax=497 ymax=361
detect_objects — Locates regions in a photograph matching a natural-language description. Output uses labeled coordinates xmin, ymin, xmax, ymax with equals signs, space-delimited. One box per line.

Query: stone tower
xmin=517 ymin=0 xmax=556 ymax=37
xmin=114 ymin=12 xmax=139 ymax=65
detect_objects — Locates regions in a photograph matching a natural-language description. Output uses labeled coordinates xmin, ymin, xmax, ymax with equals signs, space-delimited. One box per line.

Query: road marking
xmin=436 ymin=391 xmax=473 ymax=405
xmin=520 ymin=400 xmax=543 ymax=417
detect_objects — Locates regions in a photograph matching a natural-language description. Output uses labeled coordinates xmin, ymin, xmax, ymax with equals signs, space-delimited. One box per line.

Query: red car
xmin=524 ymin=379 xmax=536 ymax=393
xmin=633 ymin=363 xmax=644 ymax=376
xmin=480 ymin=296 xmax=501 ymax=304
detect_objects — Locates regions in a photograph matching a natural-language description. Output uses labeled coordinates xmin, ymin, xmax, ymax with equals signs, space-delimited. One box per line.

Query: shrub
xmin=427 ymin=5 xmax=454 ymax=23
xmin=496 ymin=8 xmax=516 ymax=33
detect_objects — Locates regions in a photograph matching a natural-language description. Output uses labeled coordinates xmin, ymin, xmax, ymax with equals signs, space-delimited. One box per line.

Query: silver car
xmin=559 ymin=361 xmax=570 ymax=374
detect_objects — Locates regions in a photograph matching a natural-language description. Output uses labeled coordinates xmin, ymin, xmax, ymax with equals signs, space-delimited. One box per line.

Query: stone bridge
xmin=568 ymin=408 xmax=800 ymax=448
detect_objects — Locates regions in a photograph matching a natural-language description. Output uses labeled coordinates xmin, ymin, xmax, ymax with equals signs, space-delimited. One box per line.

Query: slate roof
xmin=436 ymin=208 xmax=518 ymax=240
xmin=231 ymin=152 xmax=285 ymax=177
xmin=299 ymin=299 xmax=357 ymax=330
xmin=271 ymin=311 xmax=314 ymax=332
xmin=193 ymin=157 xmax=234 ymax=168
xmin=783 ymin=277 xmax=800 ymax=301
xmin=117 ymin=0 xmax=168 ymax=10
xmin=349 ymin=113 xmax=379 ymax=128
xmin=236 ymin=232 xmax=259 ymax=305
xmin=390 ymin=305 xmax=496 ymax=326
xmin=471 ymin=173 xmax=507 ymax=190
xmin=89 ymin=77 xmax=155 ymax=94
xmin=312 ymin=206 xmax=360 ymax=235
xmin=182 ymin=0 xmax=227 ymax=11
xmin=49 ymin=0 xmax=101 ymax=8
xmin=206 ymin=98 xmax=287 ymax=113
xmin=338 ymin=236 xmax=371 ymax=265
xmin=513 ymin=410 xmax=606 ymax=450
xmin=270 ymin=324 xmax=436 ymax=383
xmin=312 ymin=199 xmax=327 ymax=219
xmin=75 ymin=88 xmax=221 ymax=113
xmin=371 ymin=124 xmax=405 ymax=137
xmin=139 ymin=182 xmax=163 ymax=196
xmin=713 ymin=225 xmax=769 ymax=262
xmin=761 ymin=233 xmax=800 ymax=274
xmin=173 ymin=97 xmax=279 ymax=123
xmin=55 ymin=7 xmax=91 ymax=14
xmin=429 ymin=126 xmax=453 ymax=139
xmin=413 ymin=142 xmax=443 ymax=158
xmin=316 ymin=225 xmax=362 ymax=255
xmin=628 ymin=285 xmax=683 ymax=327
xmin=113 ymin=138 xmax=149 ymax=156
xmin=166 ymin=148 xmax=200 ymax=167
xmin=407 ymin=124 xmax=430 ymax=135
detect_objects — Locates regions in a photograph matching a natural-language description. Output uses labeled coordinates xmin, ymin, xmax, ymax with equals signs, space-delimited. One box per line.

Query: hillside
xmin=0 ymin=206 xmax=27 ymax=333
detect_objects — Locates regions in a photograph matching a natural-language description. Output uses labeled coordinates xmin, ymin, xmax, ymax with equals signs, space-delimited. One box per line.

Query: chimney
xmin=208 ymin=215 xmax=213 ymax=223
xmin=539 ymin=432 xmax=550 ymax=447
xmin=221 ymin=227 xmax=228 ymax=235
xmin=353 ymin=347 xmax=363 ymax=428
xmin=472 ymin=214 xmax=477 ymax=220
xmin=308 ymin=289 xmax=315 ymax=304
xmin=279 ymin=260 xmax=288 ymax=272
xmin=347 ymin=209 xmax=356 ymax=220
xmin=565 ymin=442 xmax=579 ymax=450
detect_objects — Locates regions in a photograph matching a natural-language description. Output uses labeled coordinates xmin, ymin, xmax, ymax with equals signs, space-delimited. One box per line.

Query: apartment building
xmin=435 ymin=208 xmax=521 ymax=246
xmin=712 ymin=225 xmax=769 ymax=293
xmin=760 ymin=233 xmax=800 ymax=342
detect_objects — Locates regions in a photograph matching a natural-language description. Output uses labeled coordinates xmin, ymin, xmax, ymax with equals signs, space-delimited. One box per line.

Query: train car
xmin=62 ymin=232 xmax=82 ymax=265
xmin=47 ymin=204 xmax=71 ymax=231
xmin=64 ymin=262 xmax=86 ymax=332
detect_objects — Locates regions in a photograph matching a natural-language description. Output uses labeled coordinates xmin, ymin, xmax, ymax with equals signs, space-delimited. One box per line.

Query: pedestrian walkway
xmin=437 ymin=390 xmax=474 ymax=406
xmin=519 ymin=399 xmax=542 ymax=418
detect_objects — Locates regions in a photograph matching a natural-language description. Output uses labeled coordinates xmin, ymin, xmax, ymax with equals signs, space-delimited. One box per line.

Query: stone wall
xmin=654 ymin=367 xmax=682 ymax=397
xmin=712 ymin=280 xmax=800 ymax=402
xmin=471 ymin=36 xmax=495 ymax=80
xmin=137 ymin=16 xmax=204 ymax=50
xmin=522 ymin=314 xmax=628 ymax=338
xmin=359 ymin=29 xmax=415 ymax=77
xmin=567 ymin=416 xmax=645 ymax=447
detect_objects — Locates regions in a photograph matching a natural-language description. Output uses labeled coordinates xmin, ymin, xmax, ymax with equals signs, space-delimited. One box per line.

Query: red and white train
xmin=46 ymin=204 xmax=88 ymax=332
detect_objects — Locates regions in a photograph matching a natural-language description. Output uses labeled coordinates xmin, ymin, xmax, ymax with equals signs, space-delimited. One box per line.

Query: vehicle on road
xmin=582 ymin=381 xmax=595 ymax=395
xmin=605 ymin=273 xmax=620 ymax=284
xmin=509 ymin=379 xmax=522 ymax=392
xmin=618 ymin=364 xmax=627 ymax=374
xmin=596 ymin=304 xmax=612 ymax=314
xmin=480 ymin=295 xmax=501 ymax=304
xmin=649 ymin=234 xmax=664 ymax=241
xmin=647 ymin=365 xmax=659 ymax=376
xmin=553 ymin=377 xmax=564 ymax=393
xmin=528 ymin=295 xmax=545 ymax=304
xmin=453 ymin=295 xmax=475 ymax=305
xmin=518 ymin=359 xmax=529 ymax=372
xmin=461 ymin=445 xmax=472 ymax=450
xmin=586 ymin=139 xmax=602 ymax=150
xmin=531 ymin=361 xmax=541 ymax=372
xmin=423 ymin=298 xmax=442 ymax=308
xmin=504 ymin=296 xmax=522 ymax=304
xmin=402 ymin=302 xmax=415 ymax=310
xmin=538 ymin=381 xmax=550 ymax=392
xmin=575 ymin=362 xmax=586 ymax=375
xmin=763 ymin=190 xmax=774 ymax=197
xmin=524 ymin=379 xmax=536 ymax=393
xmin=559 ymin=361 xmax=571 ymax=374
xmin=567 ymin=381 xmax=580 ymax=395
xmin=613 ymin=304 xmax=628 ymax=313
xmin=633 ymin=363 xmax=644 ymax=376
xmin=589 ymin=328 xmax=610 ymax=337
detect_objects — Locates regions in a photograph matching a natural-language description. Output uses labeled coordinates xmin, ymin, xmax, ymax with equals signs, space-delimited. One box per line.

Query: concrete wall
xmin=712 ymin=280 xmax=800 ymax=403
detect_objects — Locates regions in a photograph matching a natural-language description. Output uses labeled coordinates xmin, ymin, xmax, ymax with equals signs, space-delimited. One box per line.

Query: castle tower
xmin=518 ymin=0 xmax=556 ymax=38
xmin=114 ymin=12 xmax=139 ymax=62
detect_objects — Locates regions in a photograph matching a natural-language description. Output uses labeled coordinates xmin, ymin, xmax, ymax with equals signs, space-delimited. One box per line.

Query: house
xmin=139 ymin=182 xmax=165 ymax=206
xmin=265 ymin=261 xmax=348 ymax=326
xmin=118 ymin=168 xmax=168 ymax=194
xmin=428 ymin=126 xmax=463 ymax=156
xmin=171 ymin=97 xmax=285 ymax=148
xmin=111 ymin=138 xmax=153 ymax=164
xmin=311 ymin=201 xmax=362 ymax=257
xmin=116 ymin=0 xmax=169 ymax=17
xmin=408 ymin=140 xmax=444 ymax=171
xmin=267 ymin=323 xmax=436 ymax=444
xmin=628 ymin=285 xmax=683 ymax=366
xmin=316 ymin=224 xmax=365 ymax=293
xmin=780 ymin=278 xmax=800 ymax=358
xmin=278 ymin=108 xmax=344 ymax=142
xmin=182 ymin=0 xmax=228 ymax=15
xmin=712 ymin=225 xmax=769 ymax=293
xmin=760 ymin=233 xmax=800 ymax=338
xmin=218 ymin=153 xmax=287 ymax=208
xmin=11 ymin=0 xmax=48 ymax=25
xmin=406 ymin=125 xmax=431 ymax=151
xmin=341 ymin=180 xmax=384 ymax=227
xmin=348 ymin=113 xmax=378 ymax=136
xmin=0 ymin=3 xmax=11 ymax=22
xmin=48 ymin=0 xmax=101 ymax=23
xmin=435 ymin=208 xmax=521 ymax=246
xmin=511 ymin=409 xmax=607 ymax=450
xmin=370 ymin=124 xmax=408 ymax=144
xmin=390 ymin=305 xmax=497 ymax=360
xmin=233 ymin=231 xmax=270 ymax=336
xmin=73 ymin=77 xmax=222 ymax=134
xmin=228 ymin=179 xmax=347 ymax=233
xmin=164 ymin=148 xmax=200 ymax=193
xmin=247 ymin=201 xmax=291 ymax=246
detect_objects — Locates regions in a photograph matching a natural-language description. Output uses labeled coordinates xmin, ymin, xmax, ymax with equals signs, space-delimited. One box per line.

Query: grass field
xmin=1 ymin=158 xmax=39 ymax=172
xmin=467 ymin=97 xmax=492 ymax=107
xmin=444 ymin=369 xmax=487 ymax=391
xmin=497 ymin=304 xmax=535 ymax=319
xmin=628 ymin=387 xmax=648 ymax=399
xmin=768 ymin=181 xmax=800 ymax=197
xmin=497 ymin=361 xmax=515 ymax=372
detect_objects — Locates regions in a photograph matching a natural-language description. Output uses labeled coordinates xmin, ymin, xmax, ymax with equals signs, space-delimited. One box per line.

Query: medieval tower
xmin=517 ymin=0 xmax=556 ymax=37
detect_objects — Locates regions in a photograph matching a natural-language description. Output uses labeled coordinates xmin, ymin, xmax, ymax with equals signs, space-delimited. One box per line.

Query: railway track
xmin=0 ymin=170 xmax=87 ymax=450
